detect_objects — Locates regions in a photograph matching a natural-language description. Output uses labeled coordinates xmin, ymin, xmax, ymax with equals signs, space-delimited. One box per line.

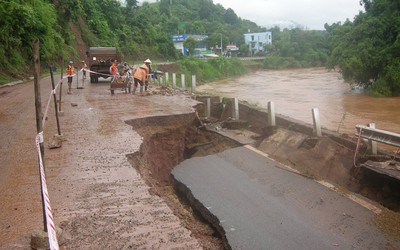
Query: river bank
xmin=196 ymin=67 xmax=400 ymax=136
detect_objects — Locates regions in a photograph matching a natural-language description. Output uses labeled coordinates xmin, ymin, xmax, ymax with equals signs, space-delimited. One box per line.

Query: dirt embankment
xmin=126 ymin=114 xmax=240 ymax=249
xmin=127 ymin=95 xmax=400 ymax=244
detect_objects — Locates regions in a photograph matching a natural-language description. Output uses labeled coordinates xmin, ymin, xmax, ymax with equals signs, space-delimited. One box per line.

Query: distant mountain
xmin=262 ymin=20 xmax=305 ymax=30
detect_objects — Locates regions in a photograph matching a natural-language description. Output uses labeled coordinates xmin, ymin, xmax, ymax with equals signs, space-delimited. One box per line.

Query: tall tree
xmin=326 ymin=0 xmax=400 ymax=95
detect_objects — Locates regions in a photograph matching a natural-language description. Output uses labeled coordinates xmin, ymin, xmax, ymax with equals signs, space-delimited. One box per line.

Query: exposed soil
xmin=1 ymin=71 xmax=399 ymax=249
xmin=126 ymin=114 xmax=240 ymax=249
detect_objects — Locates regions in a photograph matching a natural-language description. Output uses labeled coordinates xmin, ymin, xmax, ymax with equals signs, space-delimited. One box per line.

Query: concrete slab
xmin=172 ymin=146 xmax=399 ymax=250
xmin=205 ymin=124 xmax=258 ymax=145
xmin=362 ymin=160 xmax=400 ymax=181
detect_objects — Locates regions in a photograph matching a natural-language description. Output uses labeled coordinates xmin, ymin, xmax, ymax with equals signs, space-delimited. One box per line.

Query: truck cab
xmin=86 ymin=47 xmax=120 ymax=83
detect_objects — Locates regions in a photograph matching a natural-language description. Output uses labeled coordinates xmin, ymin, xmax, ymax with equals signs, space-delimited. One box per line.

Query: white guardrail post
xmin=172 ymin=73 xmax=176 ymax=89
xmin=267 ymin=101 xmax=276 ymax=127
xmin=206 ymin=98 xmax=211 ymax=118
xmin=191 ymin=75 xmax=196 ymax=93
xmin=181 ymin=74 xmax=185 ymax=90
xmin=312 ymin=108 xmax=322 ymax=137
xmin=232 ymin=98 xmax=239 ymax=120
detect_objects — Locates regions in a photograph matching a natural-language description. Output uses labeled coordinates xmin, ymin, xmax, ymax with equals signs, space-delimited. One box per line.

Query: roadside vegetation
xmin=263 ymin=28 xmax=328 ymax=69
xmin=325 ymin=0 xmax=400 ymax=96
xmin=177 ymin=57 xmax=248 ymax=83
xmin=0 ymin=0 xmax=399 ymax=95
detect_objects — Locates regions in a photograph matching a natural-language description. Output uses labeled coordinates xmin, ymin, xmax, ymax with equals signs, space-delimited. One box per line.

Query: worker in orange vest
xmin=110 ymin=60 xmax=118 ymax=82
xmin=132 ymin=64 xmax=148 ymax=95
xmin=66 ymin=61 xmax=74 ymax=94
xmin=144 ymin=59 xmax=152 ymax=91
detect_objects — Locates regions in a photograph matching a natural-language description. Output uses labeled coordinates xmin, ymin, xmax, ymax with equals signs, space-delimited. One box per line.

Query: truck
xmin=86 ymin=47 xmax=120 ymax=83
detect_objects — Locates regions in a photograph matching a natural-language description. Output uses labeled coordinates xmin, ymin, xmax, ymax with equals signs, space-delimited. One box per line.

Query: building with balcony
xmin=244 ymin=32 xmax=272 ymax=55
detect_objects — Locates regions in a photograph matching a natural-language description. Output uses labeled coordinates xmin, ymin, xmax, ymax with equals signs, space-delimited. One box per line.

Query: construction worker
xmin=132 ymin=64 xmax=148 ymax=95
xmin=66 ymin=61 xmax=74 ymax=94
xmin=110 ymin=60 xmax=118 ymax=82
xmin=144 ymin=59 xmax=152 ymax=91
xmin=81 ymin=60 xmax=88 ymax=79
xmin=144 ymin=59 xmax=152 ymax=73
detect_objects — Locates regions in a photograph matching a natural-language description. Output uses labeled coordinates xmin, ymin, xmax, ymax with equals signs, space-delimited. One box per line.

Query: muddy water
xmin=198 ymin=68 xmax=400 ymax=135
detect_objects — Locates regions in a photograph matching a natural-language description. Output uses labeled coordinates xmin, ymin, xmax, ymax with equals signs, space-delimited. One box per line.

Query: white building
xmin=244 ymin=32 xmax=272 ymax=54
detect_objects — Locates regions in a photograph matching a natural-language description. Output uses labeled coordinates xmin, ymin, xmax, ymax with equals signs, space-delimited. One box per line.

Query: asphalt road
xmin=172 ymin=146 xmax=399 ymax=250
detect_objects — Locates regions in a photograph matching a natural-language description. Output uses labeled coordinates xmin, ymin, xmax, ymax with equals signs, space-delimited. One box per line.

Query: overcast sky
xmin=212 ymin=0 xmax=364 ymax=30
xmin=138 ymin=0 xmax=364 ymax=30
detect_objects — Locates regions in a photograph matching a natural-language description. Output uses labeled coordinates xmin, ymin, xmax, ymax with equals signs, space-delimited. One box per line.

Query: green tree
xmin=326 ymin=0 xmax=400 ymax=95
xmin=183 ymin=37 xmax=197 ymax=56
xmin=223 ymin=8 xmax=238 ymax=24
xmin=263 ymin=27 xmax=328 ymax=68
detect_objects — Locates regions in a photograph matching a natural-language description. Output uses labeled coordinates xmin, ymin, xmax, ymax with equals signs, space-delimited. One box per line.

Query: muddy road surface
xmin=0 ymin=75 xmax=217 ymax=249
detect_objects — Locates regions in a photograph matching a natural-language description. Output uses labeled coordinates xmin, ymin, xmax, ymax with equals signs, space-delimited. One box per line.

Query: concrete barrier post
xmin=312 ymin=108 xmax=322 ymax=137
xmin=181 ymin=74 xmax=185 ymax=90
xmin=165 ymin=72 xmax=169 ymax=87
xmin=267 ymin=101 xmax=276 ymax=126
xmin=172 ymin=73 xmax=176 ymax=89
xmin=191 ymin=75 xmax=196 ymax=93
xmin=232 ymin=98 xmax=239 ymax=120
xmin=368 ymin=123 xmax=378 ymax=154
xmin=206 ymin=98 xmax=211 ymax=118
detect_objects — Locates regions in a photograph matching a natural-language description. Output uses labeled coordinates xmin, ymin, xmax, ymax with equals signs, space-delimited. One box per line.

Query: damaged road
xmin=172 ymin=146 xmax=400 ymax=249
xmin=1 ymin=73 xmax=399 ymax=250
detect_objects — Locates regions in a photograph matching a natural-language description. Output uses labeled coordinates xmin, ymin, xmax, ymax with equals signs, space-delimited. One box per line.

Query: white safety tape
xmin=38 ymin=131 xmax=44 ymax=143
xmin=35 ymin=134 xmax=59 ymax=250
xmin=42 ymin=80 xmax=62 ymax=129
xmin=85 ymin=68 xmax=114 ymax=78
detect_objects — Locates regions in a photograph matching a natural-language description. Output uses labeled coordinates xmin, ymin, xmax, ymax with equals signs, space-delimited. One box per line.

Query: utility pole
xmin=50 ymin=67 xmax=61 ymax=135
xmin=33 ymin=39 xmax=47 ymax=232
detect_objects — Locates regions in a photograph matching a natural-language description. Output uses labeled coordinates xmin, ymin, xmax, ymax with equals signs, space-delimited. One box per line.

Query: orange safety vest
xmin=110 ymin=63 xmax=117 ymax=75
xmin=66 ymin=65 xmax=74 ymax=76
xmin=133 ymin=67 xmax=147 ymax=82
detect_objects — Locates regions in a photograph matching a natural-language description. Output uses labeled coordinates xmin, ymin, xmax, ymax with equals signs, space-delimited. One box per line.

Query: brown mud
xmin=126 ymin=114 xmax=240 ymax=249
xmin=125 ymin=96 xmax=400 ymax=245
xmin=1 ymin=70 xmax=399 ymax=249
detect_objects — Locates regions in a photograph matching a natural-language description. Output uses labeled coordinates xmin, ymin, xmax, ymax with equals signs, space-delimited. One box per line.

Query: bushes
xmin=263 ymin=56 xmax=302 ymax=69
xmin=177 ymin=57 xmax=248 ymax=83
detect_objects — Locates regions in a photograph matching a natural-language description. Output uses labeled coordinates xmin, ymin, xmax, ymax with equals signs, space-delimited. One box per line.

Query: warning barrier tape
xmin=37 ymin=66 xmax=132 ymax=248
xmin=37 ymin=67 xmax=92 ymax=248
xmin=42 ymin=79 xmax=62 ymax=129
xmin=35 ymin=133 xmax=59 ymax=250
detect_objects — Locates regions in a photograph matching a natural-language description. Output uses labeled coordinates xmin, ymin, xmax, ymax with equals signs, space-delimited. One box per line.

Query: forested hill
xmin=2 ymin=0 xmax=400 ymax=96
xmin=0 ymin=0 xmax=265 ymax=79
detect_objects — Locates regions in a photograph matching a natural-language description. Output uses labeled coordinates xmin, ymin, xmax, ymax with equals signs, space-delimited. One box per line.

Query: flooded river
xmin=198 ymin=68 xmax=400 ymax=136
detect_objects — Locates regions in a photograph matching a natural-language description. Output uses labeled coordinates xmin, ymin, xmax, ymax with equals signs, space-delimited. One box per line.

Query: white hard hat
xmin=144 ymin=59 xmax=152 ymax=64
